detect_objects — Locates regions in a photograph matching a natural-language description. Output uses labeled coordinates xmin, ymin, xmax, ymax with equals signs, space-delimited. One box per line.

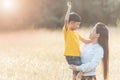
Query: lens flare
xmin=2 ymin=0 xmax=16 ymax=11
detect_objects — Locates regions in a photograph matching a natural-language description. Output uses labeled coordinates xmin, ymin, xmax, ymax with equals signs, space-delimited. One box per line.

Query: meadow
xmin=0 ymin=27 xmax=119 ymax=80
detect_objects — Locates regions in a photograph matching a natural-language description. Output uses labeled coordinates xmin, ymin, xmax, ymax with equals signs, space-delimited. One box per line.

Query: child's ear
xmin=70 ymin=21 xmax=74 ymax=25
xmin=96 ymin=34 xmax=100 ymax=38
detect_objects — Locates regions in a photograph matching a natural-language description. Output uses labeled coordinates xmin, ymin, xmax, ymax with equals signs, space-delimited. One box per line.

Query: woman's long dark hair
xmin=96 ymin=22 xmax=109 ymax=80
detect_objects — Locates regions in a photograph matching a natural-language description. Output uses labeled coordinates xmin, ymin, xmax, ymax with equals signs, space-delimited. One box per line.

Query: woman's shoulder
xmin=86 ymin=43 xmax=103 ymax=52
xmin=93 ymin=44 xmax=104 ymax=54
xmin=95 ymin=44 xmax=103 ymax=50
xmin=82 ymin=43 xmax=103 ymax=50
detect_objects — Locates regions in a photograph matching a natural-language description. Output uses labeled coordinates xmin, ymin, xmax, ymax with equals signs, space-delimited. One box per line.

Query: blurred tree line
xmin=0 ymin=0 xmax=120 ymax=30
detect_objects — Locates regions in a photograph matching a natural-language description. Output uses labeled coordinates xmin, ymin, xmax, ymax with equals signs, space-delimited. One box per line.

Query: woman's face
xmin=89 ymin=26 xmax=99 ymax=40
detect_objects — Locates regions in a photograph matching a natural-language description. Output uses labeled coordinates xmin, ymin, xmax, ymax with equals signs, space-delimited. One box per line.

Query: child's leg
xmin=73 ymin=74 xmax=76 ymax=80
xmin=73 ymin=57 xmax=82 ymax=80
xmin=73 ymin=71 xmax=80 ymax=80
xmin=65 ymin=56 xmax=76 ymax=80
xmin=65 ymin=56 xmax=81 ymax=80
xmin=76 ymin=71 xmax=82 ymax=80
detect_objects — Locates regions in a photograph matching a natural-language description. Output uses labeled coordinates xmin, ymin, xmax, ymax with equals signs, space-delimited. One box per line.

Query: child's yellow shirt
xmin=63 ymin=26 xmax=82 ymax=56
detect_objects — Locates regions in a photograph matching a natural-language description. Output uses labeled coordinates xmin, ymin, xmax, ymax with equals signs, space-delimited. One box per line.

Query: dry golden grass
xmin=0 ymin=27 xmax=119 ymax=80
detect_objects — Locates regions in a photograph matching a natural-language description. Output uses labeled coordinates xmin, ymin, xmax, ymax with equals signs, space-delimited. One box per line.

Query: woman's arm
xmin=71 ymin=47 xmax=104 ymax=72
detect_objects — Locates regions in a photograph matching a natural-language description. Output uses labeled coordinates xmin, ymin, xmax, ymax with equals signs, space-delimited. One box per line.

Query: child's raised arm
xmin=64 ymin=1 xmax=72 ymax=30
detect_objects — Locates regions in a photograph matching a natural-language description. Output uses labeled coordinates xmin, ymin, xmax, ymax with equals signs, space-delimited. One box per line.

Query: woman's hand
xmin=70 ymin=65 xmax=77 ymax=71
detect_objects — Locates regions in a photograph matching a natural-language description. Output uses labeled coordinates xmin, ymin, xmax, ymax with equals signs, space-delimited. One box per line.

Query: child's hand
xmin=67 ymin=1 xmax=72 ymax=8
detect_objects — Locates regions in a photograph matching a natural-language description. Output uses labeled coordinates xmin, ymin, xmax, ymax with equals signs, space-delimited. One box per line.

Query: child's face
xmin=69 ymin=21 xmax=80 ymax=30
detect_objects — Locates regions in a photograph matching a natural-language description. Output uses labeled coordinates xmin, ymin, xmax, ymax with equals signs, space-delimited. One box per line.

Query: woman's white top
xmin=76 ymin=43 xmax=104 ymax=76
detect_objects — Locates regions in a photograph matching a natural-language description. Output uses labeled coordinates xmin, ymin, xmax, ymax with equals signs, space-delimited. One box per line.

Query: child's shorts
xmin=65 ymin=56 xmax=81 ymax=75
xmin=81 ymin=76 xmax=96 ymax=80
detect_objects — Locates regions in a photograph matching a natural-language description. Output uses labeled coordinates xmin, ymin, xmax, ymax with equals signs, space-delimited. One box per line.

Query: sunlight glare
xmin=2 ymin=0 xmax=16 ymax=11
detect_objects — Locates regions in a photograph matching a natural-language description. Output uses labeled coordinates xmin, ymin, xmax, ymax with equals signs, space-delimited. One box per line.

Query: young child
xmin=63 ymin=1 xmax=91 ymax=80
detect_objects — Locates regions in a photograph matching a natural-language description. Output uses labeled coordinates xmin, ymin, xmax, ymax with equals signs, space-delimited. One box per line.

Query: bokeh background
xmin=0 ymin=0 xmax=120 ymax=31
xmin=0 ymin=0 xmax=120 ymax=80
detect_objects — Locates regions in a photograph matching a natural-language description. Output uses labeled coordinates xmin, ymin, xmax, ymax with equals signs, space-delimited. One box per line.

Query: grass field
xmin=0 ymin=27 xmax=119 ymax=80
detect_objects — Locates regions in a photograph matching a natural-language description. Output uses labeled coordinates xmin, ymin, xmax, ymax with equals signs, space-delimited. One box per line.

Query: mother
xmin=70 ymin=22 xmax=109 ymax=80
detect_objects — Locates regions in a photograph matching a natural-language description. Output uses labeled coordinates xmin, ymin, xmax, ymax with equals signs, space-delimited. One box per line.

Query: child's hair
xmin=69 ymin=12 xmax=81 ymax=23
